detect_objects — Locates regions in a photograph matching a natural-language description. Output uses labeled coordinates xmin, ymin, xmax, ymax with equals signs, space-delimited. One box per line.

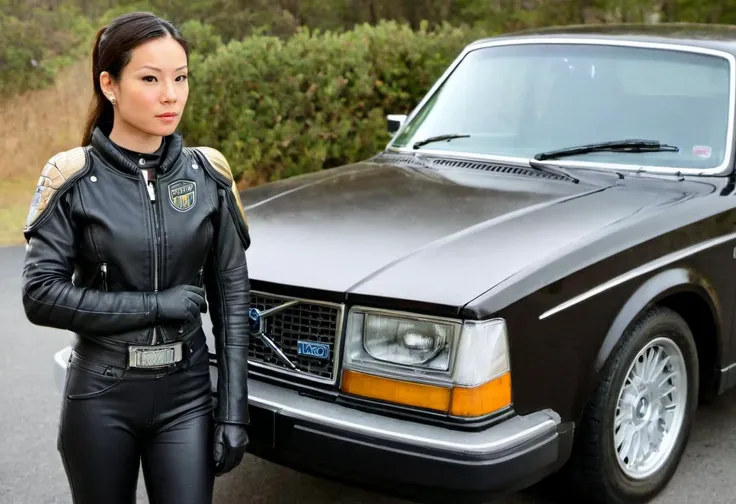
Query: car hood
xmin=241 ymin=159 xmax=700 ymax=308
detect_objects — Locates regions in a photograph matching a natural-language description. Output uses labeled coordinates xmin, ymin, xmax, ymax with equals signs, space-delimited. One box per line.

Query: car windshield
xmin=390 ymin=42 xmax=732 ymax=171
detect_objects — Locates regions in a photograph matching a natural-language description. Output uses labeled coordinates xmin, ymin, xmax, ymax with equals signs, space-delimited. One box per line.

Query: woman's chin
xmin=140 ymin=120 xmax=181 ymax=137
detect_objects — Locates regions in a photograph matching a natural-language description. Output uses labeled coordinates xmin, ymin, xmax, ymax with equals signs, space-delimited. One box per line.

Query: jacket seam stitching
xmin=212 ymin=252 xmax=232 ymax=419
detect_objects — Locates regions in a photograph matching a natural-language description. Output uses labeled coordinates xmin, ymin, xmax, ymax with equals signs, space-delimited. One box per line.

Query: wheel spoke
xmin=657 ymin=385 xmax=677 ymax=401
xmin=633 ymin=359 xmax=646 ymax=387
xmin=649 ymin=419 xmax=664 ymax=451
xmin=644 ymin=347 xmax=659 ymax=382
xmin=628 ymin=430 xmax=642 ymax=467
xmin=615 ymin=409 xmax=633 ymax=430
xmin=640 ymin=425 xmax=651 ymax=460
xmin=629 ymin=373 xmax=646 ymax=390
xmin=615 ymin=418 xmax=634 ymax=449
xmin=620 ymin=426 xmax=635 ymax=462
xmin=650 ymin=354 xmax=671 ymax=384
xmin=619 ymin=389 xmax=637 ymax=408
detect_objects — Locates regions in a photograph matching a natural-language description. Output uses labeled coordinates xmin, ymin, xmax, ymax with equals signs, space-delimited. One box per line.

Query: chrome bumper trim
xmin=246 ymin=378 xmax=559 ymax=456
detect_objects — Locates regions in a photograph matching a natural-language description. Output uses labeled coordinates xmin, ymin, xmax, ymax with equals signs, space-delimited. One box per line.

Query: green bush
xmin=180 ymin=20 xmax=487 ymax=184
xmin=0 ymin=7 xmax=95 ymax=99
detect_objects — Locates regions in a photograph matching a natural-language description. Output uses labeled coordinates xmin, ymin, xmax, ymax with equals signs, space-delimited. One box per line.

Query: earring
xmin=109 ymin=96 xmax=116 ymax=106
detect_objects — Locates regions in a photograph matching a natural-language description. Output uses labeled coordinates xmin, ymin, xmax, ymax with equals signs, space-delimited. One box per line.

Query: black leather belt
xmin=72 ymin=328 xmax=207 ymax=372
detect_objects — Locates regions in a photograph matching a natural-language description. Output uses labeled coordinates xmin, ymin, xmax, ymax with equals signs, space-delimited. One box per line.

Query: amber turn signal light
xmin=341 ymin=369 xmax=512 ymax=417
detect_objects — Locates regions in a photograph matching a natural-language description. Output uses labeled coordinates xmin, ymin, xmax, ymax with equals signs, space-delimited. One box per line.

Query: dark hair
xmin=81 ymin=12 xmax=189 ymax=146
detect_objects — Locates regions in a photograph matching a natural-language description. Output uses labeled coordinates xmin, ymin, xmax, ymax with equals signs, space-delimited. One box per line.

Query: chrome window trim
xmin=386 ymin=37 xmax=736 ymax=176
xmin=247 ymin=289 xmax=346 ymax=386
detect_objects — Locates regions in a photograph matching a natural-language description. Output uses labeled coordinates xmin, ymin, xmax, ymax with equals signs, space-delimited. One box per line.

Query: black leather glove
xmin=213 ymin=423 xmax=249 ymax=476
xmin=154 ymin=285 xmax=206 ymax=324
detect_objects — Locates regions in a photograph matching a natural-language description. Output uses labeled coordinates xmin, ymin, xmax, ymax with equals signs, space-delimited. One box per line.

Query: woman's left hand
xmin=213 ymin=423 xmax=249 ymax=476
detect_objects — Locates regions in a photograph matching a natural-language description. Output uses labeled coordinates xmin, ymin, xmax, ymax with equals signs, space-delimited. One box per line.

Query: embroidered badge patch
xmin=168 ymin=180 xmax=196 ymax=212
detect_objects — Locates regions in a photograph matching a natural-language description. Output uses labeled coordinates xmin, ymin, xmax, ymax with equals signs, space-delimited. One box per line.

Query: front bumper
xmin=53 ymin=346 xmax=572 ymax=501
xmin=243 ymin=379 xmax=572 ymax=501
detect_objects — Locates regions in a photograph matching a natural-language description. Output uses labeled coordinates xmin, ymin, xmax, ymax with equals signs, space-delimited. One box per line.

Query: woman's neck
xmin=108 ymin=121 xmax=163 ymax=154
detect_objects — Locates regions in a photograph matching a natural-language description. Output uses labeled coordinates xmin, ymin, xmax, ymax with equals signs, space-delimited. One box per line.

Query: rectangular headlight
xmin=345 ymin=309 xmax=459 ymax=376
xmin=341 ymin=307 xmax=511 ymax=417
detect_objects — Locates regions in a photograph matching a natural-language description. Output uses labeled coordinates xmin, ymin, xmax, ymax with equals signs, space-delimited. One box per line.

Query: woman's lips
xmin=156 ymin=112 xmax=178 ymax=122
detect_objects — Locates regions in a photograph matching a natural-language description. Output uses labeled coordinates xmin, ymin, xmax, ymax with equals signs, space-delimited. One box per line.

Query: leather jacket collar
xmin=91 ymin=126 xmax=183 ymax=176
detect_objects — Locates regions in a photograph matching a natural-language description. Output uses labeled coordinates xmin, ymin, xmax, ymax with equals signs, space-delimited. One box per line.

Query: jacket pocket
xmin=184 ymin=342 xmax=211 ymax=376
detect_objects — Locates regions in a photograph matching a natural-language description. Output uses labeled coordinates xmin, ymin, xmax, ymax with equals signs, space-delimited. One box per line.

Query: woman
xmin=21 ymin=11 xmax=251 ymax=504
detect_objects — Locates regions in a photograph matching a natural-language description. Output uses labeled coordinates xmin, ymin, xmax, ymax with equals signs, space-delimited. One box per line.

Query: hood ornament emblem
xmin=248 ymin=301 xmax=300 ymax=371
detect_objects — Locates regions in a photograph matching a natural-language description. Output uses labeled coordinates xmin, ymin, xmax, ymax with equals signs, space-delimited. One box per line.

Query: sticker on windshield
xmin=692 ymin=145 xmax=712 ymax=159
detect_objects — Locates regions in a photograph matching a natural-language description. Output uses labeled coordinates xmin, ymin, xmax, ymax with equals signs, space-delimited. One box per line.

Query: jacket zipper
xmin=142 ymin=170 xmax=161 ymax=345
xmin=100 ymin=262 xmax=108 ymax=291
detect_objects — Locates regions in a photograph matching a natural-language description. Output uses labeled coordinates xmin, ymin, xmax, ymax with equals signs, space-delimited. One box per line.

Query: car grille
xmin=248 ymin=291 xmax=344 ymax=383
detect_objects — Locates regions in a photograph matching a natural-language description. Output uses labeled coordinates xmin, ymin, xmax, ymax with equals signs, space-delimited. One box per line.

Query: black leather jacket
xmin=21 ymin=127 xmax=252 ymax=425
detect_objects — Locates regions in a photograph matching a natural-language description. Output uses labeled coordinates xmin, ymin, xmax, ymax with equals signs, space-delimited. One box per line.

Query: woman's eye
xmin=177 ymin=75 xmax=188 ymax=82
xmin=143 ymin=76 xmax=157 ymax=82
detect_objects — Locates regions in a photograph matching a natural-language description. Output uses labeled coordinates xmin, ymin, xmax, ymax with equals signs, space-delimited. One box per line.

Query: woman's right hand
xmin=154 ymin=285 xmax=206 ymax=324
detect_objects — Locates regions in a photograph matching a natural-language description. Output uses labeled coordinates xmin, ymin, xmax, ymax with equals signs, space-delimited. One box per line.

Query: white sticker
xmin=693 ymin=145 xmax=712 ymax=159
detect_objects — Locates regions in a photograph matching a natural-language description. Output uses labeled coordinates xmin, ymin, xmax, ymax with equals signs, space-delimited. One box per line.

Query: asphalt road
xmin=2 ymin=244 xmax=736 ymax=504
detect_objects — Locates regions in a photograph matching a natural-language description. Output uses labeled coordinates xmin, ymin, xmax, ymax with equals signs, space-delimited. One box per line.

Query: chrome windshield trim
xmin=539 ymin=230 xmax=736 ymax=320
xmin=387 ymin=37 xmax=736 ymax=176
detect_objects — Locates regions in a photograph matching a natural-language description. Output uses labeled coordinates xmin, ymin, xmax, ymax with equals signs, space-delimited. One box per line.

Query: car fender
xmin=594 ymin=266 xmax=722 ymax=374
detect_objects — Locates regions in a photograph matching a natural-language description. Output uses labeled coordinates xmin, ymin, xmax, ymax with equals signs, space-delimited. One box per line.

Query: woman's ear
xmin=99 ymin=71 xmax=116 ymax=104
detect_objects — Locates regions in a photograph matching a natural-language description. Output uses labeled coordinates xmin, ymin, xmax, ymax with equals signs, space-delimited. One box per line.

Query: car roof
xmin=468 ymin=23 xmax=736 ymax=55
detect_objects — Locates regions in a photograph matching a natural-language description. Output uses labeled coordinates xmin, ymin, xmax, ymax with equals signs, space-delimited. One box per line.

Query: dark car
xmin=51 ymin=22 xmax=736 ymax=504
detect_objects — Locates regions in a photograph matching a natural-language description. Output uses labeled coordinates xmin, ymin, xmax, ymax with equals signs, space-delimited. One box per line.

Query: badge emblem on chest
xmin=168 ymin=180 xmax=196 ymax=212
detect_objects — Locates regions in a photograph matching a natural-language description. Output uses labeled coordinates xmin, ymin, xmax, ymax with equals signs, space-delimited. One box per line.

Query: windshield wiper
xmin=533 ymin=139 xmax=679 ymax=161
xmin=527 ymin=160 xmax=580 ymax=183
xmin=413 ymin=133 xmax=471 ymax=149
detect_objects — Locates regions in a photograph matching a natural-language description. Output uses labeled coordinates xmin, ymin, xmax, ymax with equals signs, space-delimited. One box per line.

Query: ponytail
xmin=81 ymin=26 xmax=114 ymax=146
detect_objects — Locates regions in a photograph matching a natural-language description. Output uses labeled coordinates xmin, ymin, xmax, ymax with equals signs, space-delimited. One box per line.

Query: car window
xmin=391 ymin=42 xmax=732 ymax=171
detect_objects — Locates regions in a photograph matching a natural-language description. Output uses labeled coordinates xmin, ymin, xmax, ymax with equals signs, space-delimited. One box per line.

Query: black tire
xmin=565 ymin=306 xmax=699 ymax=503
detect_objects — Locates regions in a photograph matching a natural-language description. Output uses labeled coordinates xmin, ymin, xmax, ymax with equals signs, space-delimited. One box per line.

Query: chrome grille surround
xmin=247 ymin=290 xmax=345 ymax=385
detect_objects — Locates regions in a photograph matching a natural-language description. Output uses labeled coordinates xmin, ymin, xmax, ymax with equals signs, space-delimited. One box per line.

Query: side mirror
xmin=387 ymin=114 xmax=407 ymax=134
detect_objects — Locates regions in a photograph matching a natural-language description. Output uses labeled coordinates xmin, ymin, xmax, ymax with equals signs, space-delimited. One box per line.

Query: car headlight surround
xmin=341 ymin=306 xmax=512 ymax=417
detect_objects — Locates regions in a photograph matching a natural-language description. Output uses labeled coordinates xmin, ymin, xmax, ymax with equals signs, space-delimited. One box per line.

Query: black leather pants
xmin=57 ymin=331 xmax=215 ymax=504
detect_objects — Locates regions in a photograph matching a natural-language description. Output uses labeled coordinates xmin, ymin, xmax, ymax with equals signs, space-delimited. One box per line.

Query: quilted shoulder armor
xmin=191 ymin=146 xmax=250 ymax=249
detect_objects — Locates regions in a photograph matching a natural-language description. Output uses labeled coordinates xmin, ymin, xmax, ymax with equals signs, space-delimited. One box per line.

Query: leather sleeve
xmin=204 ymin=185 xmax=251 ymax=425
xmin=21 ymin=191 xmax=158 ymax=336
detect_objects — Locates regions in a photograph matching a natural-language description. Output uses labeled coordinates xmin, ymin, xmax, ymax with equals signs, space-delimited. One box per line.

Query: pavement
xmin=2 ymin=244 xmax=736 ymax=503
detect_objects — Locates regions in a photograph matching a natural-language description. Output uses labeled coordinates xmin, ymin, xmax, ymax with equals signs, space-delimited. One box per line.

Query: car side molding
xmin=538 ymin=230 xmax=736 ymax=321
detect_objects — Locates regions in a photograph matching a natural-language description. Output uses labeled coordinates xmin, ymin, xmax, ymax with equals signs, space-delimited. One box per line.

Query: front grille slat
xmin=248 ymin=292 xmax=343 ymax=383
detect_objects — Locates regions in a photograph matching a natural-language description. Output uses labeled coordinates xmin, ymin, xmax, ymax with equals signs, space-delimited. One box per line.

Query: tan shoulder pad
xmin=197 ymin=146 xmax=247 ymax=226
xmin=24 ymin=147 xmax=87 ymax=231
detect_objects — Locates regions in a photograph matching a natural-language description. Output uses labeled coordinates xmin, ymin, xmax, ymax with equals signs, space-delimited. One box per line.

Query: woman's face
xmin=102 ymin=35 xmax=189 ymax=138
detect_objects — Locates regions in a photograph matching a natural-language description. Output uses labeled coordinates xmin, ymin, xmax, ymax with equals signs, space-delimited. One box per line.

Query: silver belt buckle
xmin=128 ymin=341 xmax=183 ymax=369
